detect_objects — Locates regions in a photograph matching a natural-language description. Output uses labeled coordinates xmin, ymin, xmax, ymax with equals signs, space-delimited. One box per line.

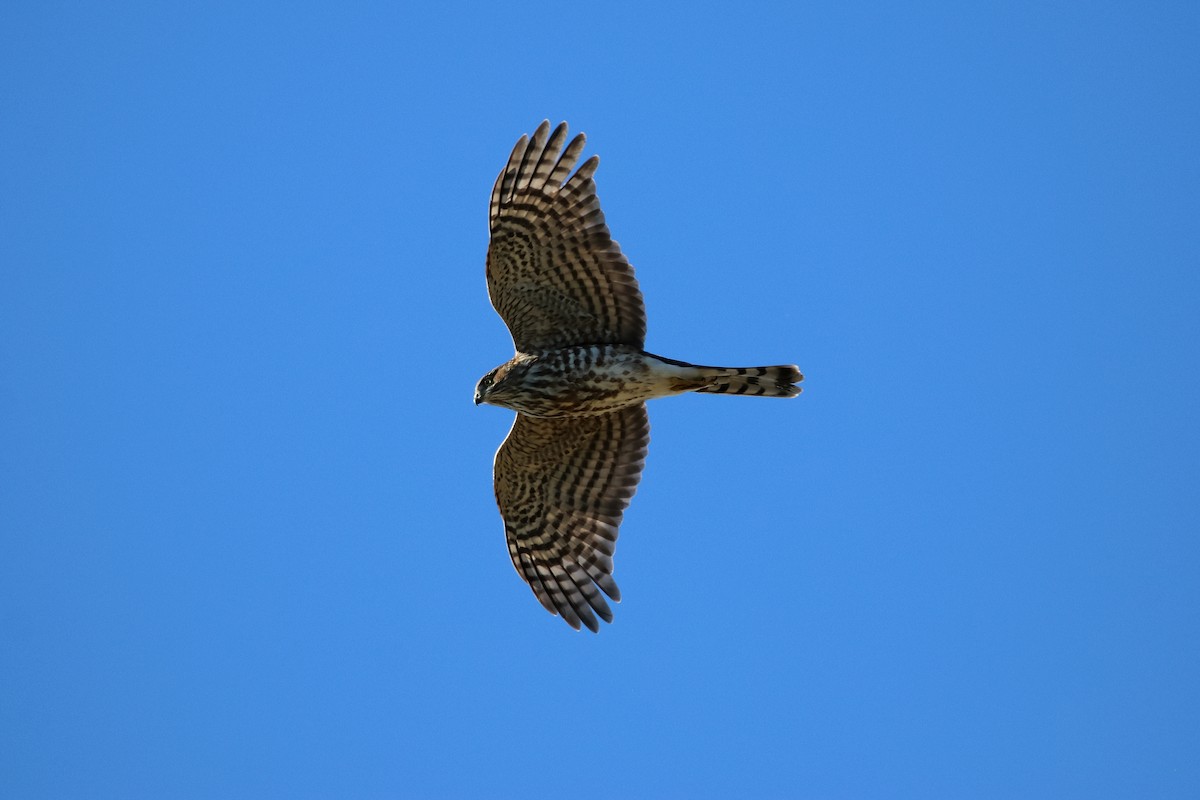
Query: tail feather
xmin=693 ymin=364 xmax=803 ymax=398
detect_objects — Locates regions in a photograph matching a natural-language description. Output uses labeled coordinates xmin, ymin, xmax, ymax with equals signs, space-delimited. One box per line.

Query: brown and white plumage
xmin=479 ymin=121 xmax=802 ymax=632
xmin=486 ymin=121 xmax=645 ymax=352
xmin=493 ymin=406 xmax=648 ymax=632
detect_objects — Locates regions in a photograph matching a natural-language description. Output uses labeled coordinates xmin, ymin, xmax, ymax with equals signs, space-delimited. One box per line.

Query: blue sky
xmin=2 ymin=2 xmax=1198 ymax=797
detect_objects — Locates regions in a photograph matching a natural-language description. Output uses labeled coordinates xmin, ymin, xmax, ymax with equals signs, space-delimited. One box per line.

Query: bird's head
xmin=474 ymin=366 xmax=501 ymax=406
xmin=475 ymin=358 xmax=532 ymax=408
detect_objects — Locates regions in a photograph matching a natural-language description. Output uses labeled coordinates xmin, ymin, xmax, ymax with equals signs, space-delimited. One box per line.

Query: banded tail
xmin=656 ymin=354 xmax=803 ymax=398
xmin=693 ymin=364 xmax=803 ymax=397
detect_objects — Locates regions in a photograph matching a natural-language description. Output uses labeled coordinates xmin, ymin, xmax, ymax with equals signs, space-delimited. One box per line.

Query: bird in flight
xmin=477 ymin=121 xmax=802 ymax=632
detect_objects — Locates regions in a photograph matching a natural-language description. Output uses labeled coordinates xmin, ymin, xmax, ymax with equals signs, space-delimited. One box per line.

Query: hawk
xmin=477 ymin=121 xmax=802 ymax=632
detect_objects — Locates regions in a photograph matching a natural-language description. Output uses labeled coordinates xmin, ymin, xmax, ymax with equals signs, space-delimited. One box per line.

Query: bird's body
xmin=478 ymin=121 xmax=802 ymax=632
xmin=476 ymin=345 xmax=803 ymax=418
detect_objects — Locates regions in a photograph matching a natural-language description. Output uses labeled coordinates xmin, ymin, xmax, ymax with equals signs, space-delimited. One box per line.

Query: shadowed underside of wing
xmin=493 ymin=405 xmax=650 ymax=632
xmin=487 ymin=120 xmax=646 ymax=352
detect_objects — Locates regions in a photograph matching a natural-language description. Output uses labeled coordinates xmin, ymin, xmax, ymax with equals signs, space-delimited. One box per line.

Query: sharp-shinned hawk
xmin=477 ymin=121 xmax=802 ymax=632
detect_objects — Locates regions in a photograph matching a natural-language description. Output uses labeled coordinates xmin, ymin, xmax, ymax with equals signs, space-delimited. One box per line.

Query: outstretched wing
xmin=487 ymin=120 xmax=646 ymax=352
xmin=493 ymin=405 xmax=649 ymax=632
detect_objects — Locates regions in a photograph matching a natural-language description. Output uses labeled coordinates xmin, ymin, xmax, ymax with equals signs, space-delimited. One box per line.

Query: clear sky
xmin=2 ymin=2 xmax=1198 ymax=797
